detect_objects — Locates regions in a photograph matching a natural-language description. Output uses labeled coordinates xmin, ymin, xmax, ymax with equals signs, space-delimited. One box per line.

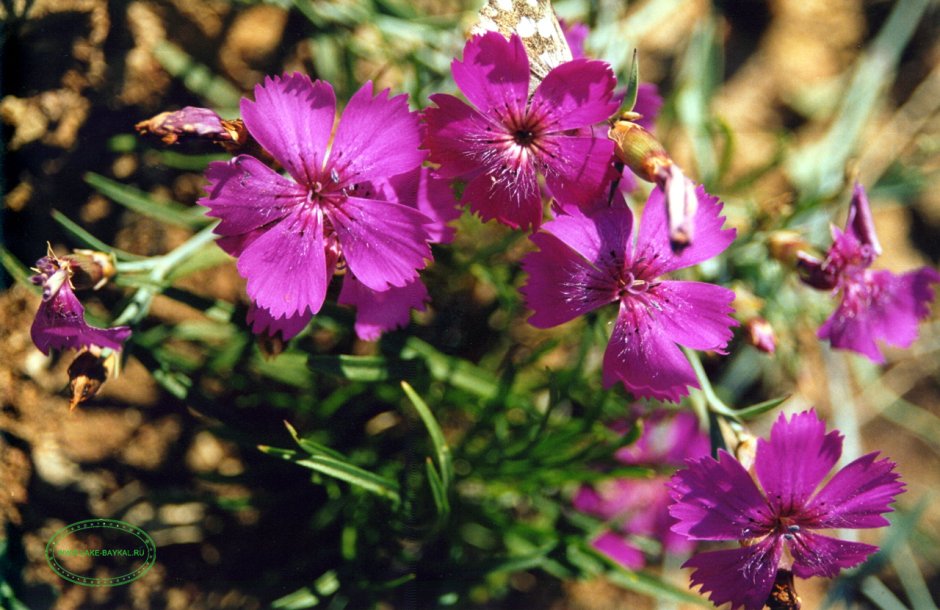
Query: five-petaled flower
xmin=520 ymin=188 xmax=737 ymax=401
xmin=797 ymin=182 xmax=940 ymax=363
xmin=200 ymin=73 xmax=445 ymax=342
xmin=30 ymin=251 xmax=130 ymax=355
xmin=668 ymin=410 xmax=905 ymax=610
xmin=423 ymin=31 xmax=618 ymax=231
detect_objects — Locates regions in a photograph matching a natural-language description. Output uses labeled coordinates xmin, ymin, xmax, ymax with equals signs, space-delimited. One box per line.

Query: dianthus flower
xmin=521 ymin=188 xmax=736 ymax=401
xmin=798 ymin=183 xmax=940 ymax=362
xmin=30 ymin=251 xmax=130 ymax=355
xmin=574 ymin=410 xmax=709 ymax=568
xmin=423 ymin=32 xmax=618 ymax=231
xmin=200 ymin=73 xmax=441 ymax=341
xmin=668 ymin=410 xmax=905 ymax=610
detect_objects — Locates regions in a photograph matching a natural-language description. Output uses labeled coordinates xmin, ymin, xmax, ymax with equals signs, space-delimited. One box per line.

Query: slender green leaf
xmin=308 ymin=354 xmax=421 ymax=382
xmin=401 ymin=381 xmax=453 ymax=489
xmin=0 ymin=245 xmax=38 ymax=289
xmin=606 ymin=567 xmax=711 ymax=606
xmin=271 ymin=586 xmax=320 ymax=610
xmin=152 ymin=41 xmax=242 ymax=109
xmin=736 ymin=395 xmax=790 ymax=420
xmin=85 ymin=172 xmax=207 ymax=228
xmin=861 ymin=576 xmax=911 ymax=610
xmin=284 ymin=421 xmax=347 ymax=461
xmin=401 ymin=337 xmax=500 ymax=399
xmin=425 ymin=458 xmax=450 ymax=519
xmin=259 ymin=445 xmax=400 ymax=503
xmin=50 ymin=210 xmax=142 ymax=260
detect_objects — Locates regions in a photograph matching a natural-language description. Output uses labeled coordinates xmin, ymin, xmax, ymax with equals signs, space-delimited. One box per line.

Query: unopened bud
xmin=767 ymin=231 xmax=809 ymax=266
xmin=608 ymin=118 xmax=671 ymax=183
xmin=67 ymin=351 xmax=107 ymax=411
xmin=64 ymin=249 xmax=116 ymax=290
xmin=656 ymin=164 xmax=698 ymax=250
xmin=745 ymin=318 xmax=777 ymax=354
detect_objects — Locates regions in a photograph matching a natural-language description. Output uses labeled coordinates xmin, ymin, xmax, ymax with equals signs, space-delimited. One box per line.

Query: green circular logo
xmin=45 ymin=519 xmax=156 ymax=587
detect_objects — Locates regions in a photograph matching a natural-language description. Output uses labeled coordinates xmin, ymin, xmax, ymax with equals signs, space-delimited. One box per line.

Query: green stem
xmin=111 ymin=222 xmax=219 ymax=328
xmin=683 ymin=347 xmax=740 ymax=423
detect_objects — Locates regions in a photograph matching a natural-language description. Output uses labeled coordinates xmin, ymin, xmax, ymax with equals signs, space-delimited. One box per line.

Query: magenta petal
xmin=602 ymin=301 xmax=699 ymax=402
xmin=755 ymin=411 xmax=843 ymax=513
xmin=329 ymin=197 xmax=431 ymax=292
xmin=237 ymin=208 xmax=331 ymax=319
xmin=241 ymin=73 xmax=335 ymax=184
xmin=338 ymin=274 xmax=428 ymax=341
xmin=654 ymin=280 xmax=737 ymax=352
xmin=461 ymin=163 xmax=542 ymax=230
xmin=452 ymin=32 xmax=529 ymax=118
xmin=682 ymin=540 xmax=782 ymax=610
xmin=821 ymin=267 xmax=940 ymax=363
xmin=845 ymin=182 xmax=882 ymax=258
xmin=384 ymin=167 xmax=460 ymax=244
xmin=521 ymin=231 xmax=618 ymax=328
xmin=530 ymin=59 xmax=617 ymax=131
xmin=591 ymin=530 xmax=645 ymax=570
xmin=789 ymin=531 xmax=878 ymax=579
xmin=423 ymin=94 xmax=495 ymax=179
xmin=803 ymin=452 xmax=904 ymax=529
xmin=632 ymin=83 xmax=663 ymax=132
xmin=246 ymin=303 xmax=312 ymax=342
xmin=542 ymin=203 xmax=633 ymax=264
xmin=31 ymin=283 xmax=131 ymax=355
xmin=330 ymin=81 xmax=425 ymax=183
xmin=668 ymin=451 xmax=772 ymax=541
xmin=201 ymin=156 xmax=306 ymax=236
xmin=634 ymin=185 xmax=736 ymax=275
xmin=542 ymin=133 xmax=615 ymax=209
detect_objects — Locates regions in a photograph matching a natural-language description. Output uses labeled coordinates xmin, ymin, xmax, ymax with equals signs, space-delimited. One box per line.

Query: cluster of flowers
xmin=23 ymin=18 xmax=931 ymax=609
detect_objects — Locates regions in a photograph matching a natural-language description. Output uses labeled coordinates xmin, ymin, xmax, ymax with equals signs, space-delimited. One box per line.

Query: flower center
xmin=513 ymin=128 xmax=536 ymax=146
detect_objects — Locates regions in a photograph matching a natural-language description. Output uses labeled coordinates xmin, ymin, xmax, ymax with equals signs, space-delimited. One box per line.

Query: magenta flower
xmin=200 ymin=73 xmax=437 ymax=340
xmin=798 ymin=183 xmax=940 ymax=362
xmin=521 ymin=188 xmax=736 ymax=401
xmin=574 ymin=410 xmax=709 ymax=569
xmin=30 ymin=254 xmax=131 ymax=355
xmin=668 ymin=410 xmax=905 ymax=610
xmin=423 ymin=32 xmax=618 ymax=231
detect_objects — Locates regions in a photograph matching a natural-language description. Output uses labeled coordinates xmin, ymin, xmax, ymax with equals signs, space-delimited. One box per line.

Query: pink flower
xmin=669 ymin=410 xmax=905 ymax=610
xmin=798 ymin=183 xmax=940 ymax=362
xmin=574 ymin=411 xmax=709 ymax=569
xmin=30 ymin=254 xmax=130 ymax=355
xmin=423 ymin=32 xmax=618 ymax=231
xmin=521 ymin=188 xmax=737 ymax=401
xmin=200 ymin=73 xmax=441 ymax=341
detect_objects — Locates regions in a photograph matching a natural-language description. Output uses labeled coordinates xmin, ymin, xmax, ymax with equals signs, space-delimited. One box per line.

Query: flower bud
xmin=608 ymin=118 xmax=671 ymax=183
xmin=745 ymin=317 xmax=777 ymax=354
xmin=767 ymin=231 xmax=809 ymax=267
xmin=63 ymin=249 xmax=116 ymax=291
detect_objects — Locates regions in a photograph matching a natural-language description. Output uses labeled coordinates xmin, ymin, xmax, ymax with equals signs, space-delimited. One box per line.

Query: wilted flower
xmin=669 ymin=410 xmax=905 ymax=610
xmin=574 ymin=410 xmax=709 ymax=569
xmin=200 ymin=73 xmax=437 ymax=342
xmin=30 ymin=250 xmax=130 ymax=356
xmin=521 ymin=187 xmax=736 ymax=401
xmin=423 ymin=32 xmax=618 ymax=231
xmin=798 ymin=183 xmax=940 ymax=362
